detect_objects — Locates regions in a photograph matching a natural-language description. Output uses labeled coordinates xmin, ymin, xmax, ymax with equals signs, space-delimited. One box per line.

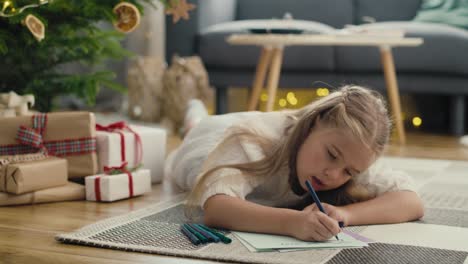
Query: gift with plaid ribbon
xmin=96 ymin=122 xmax=166 ymax=183
xmin=85 ymin=162 xmax=151 ymax=202
xmin=0 ymin=112 xmax=98 ymax=178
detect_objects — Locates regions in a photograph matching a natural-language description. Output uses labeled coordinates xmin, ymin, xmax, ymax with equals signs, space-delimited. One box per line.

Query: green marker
xmin=183 ymin=223 xmax=209 ymax=244
xmin=197 ymin=224 xmax=232 ymax=244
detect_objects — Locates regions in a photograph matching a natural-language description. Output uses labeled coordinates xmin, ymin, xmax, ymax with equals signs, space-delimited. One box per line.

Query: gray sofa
xmin=166 ymin=0 xmax=468 ymax=135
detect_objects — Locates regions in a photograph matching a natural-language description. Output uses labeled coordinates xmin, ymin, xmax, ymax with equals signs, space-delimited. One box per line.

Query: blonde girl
xmin=165 ymin=85 xmax=424 ymax=241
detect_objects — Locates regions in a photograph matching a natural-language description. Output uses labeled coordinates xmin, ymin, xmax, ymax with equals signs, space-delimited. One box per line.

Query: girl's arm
xmin=342 ymin=191 xmax=424 ymax=226
xmin=204 ymin=194 xmax=341 ymax=241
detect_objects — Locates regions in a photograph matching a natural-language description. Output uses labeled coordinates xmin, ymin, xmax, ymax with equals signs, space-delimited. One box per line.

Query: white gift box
xmin=96 ymin=124 xmax=166 ymax=183
xmin=85 ymin=169 xmax=152 ymax=202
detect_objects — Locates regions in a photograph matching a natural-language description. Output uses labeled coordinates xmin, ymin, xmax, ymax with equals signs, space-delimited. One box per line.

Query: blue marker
xmin=305 ymin=180 xmax=340 ymax=241
xmin=181 ymin=225 xmax=201 ymax=245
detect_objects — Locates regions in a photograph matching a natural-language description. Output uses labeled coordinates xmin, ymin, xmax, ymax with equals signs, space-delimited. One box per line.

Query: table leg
xmin=248 ymin=47 xmax=273 ymax=111
xmin=380 ymin=46 xmax=406 ymax=145
xmin=265 ymin=47 xmax=284 ymax=112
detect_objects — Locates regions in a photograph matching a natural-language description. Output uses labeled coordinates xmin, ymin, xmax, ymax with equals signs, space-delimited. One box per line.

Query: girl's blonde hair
xmin=186 ymin=85 xmax=391 ymax=213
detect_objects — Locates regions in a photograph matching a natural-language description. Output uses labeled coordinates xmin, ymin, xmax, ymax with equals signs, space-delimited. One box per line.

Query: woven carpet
xmin=56 ymin=157 xmax=468 ymax=264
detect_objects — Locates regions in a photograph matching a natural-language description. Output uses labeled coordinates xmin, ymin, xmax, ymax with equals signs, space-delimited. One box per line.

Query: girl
xmin=166 ymin=85 xmax=424 ymax=242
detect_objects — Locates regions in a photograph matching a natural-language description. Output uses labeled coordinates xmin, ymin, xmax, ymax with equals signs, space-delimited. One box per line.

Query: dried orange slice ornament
xmin=113 ymin=2 xmax=141 ymax=33
xmin=25 ymin=14 xmax=45 ymax=42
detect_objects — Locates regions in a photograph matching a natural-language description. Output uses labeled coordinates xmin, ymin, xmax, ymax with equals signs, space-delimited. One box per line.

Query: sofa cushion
xmin=354 ymin=0 xmax=422 ymax=24
xmin=236 ymin=0 xmax=354 ymax=29
xmin=198 ymin=20 xmax=336 ymax=71
xmin=335 ymin=22 xmax=468 ymax=75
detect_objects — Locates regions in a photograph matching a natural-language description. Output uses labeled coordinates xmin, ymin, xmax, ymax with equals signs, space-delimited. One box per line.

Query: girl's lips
xmin=310 ymin=176 xmax=325 ymax=190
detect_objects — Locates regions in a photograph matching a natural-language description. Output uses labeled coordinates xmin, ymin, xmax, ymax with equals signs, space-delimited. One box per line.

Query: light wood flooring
xmin=1 ymin=133 xmax=467 ymax=263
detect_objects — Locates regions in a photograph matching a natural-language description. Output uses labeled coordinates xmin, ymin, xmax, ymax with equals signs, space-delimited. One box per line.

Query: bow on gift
xmin=0 ymin=91 xmax=35 ymax=117
xmin=94 ymin=162 xmax=134 ymax=202
xmin=0 ymin=114 xmax=97 ymax=157
xmin=96 ymin=121 xmax=143 ymax=168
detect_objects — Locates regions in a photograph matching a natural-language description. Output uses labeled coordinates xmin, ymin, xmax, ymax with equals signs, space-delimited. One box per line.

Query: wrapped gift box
xmin=96 ymin=124 xmax=166 ymax=183
xmin=85 ymin=169 xmax=151 ymax=202
xmin=0 ymin=156 xmax=68 ymax=194
xmin=0 ymin=182 xmax=85 ymax=206
xmin=0 ymin=112 xmax=98 ymax=178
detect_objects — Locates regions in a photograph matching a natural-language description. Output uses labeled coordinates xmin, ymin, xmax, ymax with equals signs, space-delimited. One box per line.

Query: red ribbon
xmin=96 ymin=121 xmax=143 ymax=167
xmin=94 ymin=162 xmax=134 ymax=202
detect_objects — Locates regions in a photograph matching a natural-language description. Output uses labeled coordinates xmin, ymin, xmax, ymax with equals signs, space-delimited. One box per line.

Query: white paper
xmin=85 ymin=169 xmax=152 ymax=202
xmin=360 ymin=223 xmax=468 ymax=252
xmin=232 ymin=231 xmax=367 ymax=250
xmin=96 ymin=125 xmax=166 ymax=183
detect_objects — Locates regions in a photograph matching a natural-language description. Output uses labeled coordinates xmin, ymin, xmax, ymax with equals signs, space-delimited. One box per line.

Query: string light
xmin=279 ymin=98 xmax=287 ymax=107
xmin=0 ymin=0 xmax=49 ymax=17
xmin=316 ymin=88 xmax=329 ymax=97
xmin=412 ymin=116 xmax=422 ymax=127
xmin=286 ymin=92 xmax=298 ymax=105
xmin=260 ymin=93 xmax=268 ymax=102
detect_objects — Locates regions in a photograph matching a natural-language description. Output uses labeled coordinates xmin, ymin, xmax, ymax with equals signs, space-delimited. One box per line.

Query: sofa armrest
xmin=166 ymin=0 xmax=237 ymax=60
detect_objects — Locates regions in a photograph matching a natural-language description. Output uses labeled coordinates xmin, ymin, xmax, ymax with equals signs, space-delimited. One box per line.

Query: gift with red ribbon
xmin=96 ymin=121 xmax=166 ymax=183
xmin=0 ymin=112 xmax=98 ymax=178
xmin=85 ymin=162 xmax=151 ymax=202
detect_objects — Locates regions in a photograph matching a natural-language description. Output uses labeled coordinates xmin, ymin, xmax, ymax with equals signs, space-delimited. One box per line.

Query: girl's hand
xmin=289 ymin=205 xmax=341 ymax=241
xmin=306 ymin=202 xmax=350 ymax=227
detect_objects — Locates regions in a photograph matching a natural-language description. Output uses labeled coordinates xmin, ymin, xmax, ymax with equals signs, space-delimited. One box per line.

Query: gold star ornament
xmin=165 ymin=0 xmax=196 ymax=23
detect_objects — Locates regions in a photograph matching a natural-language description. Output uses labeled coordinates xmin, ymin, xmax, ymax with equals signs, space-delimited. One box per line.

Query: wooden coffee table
xmin=227 ymin=34 xmax=423 ymax=145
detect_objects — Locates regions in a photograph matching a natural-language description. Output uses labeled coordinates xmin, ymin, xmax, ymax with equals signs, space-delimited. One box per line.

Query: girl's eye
xmin=345 ymin=170 xmax=353 ymax=177
xmin=327 ymin=149 xmax=337 ymax=160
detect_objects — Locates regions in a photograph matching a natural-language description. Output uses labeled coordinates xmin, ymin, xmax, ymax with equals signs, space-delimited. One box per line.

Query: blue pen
xmin=305 ymin=180 xmax=340 ymax=241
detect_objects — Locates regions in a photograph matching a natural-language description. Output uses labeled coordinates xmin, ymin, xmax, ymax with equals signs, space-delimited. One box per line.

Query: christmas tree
xmin=0 ymin=0 xmax=195 ymax=111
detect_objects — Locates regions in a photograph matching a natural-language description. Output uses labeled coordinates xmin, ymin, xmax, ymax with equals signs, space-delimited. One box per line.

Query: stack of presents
xmin=0 ymin=92 xmax=166 ymax=206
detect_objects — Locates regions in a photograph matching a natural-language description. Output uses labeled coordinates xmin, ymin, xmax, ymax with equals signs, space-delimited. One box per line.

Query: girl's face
xmin=296 ymin=121 xmax=375 ymax=192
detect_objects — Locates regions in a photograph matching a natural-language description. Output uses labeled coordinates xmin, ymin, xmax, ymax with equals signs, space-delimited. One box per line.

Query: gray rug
xmin=56 ymin=158 xmax=468 ymax=264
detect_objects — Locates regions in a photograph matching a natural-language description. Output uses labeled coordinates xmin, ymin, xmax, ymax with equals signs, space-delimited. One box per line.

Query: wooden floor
xmin=1 ymin=133 xmax=467 ymax=263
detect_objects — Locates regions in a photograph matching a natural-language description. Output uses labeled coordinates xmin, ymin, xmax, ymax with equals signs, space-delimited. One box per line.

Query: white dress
xmin=165 ymin=111 xmax=417 ymax=208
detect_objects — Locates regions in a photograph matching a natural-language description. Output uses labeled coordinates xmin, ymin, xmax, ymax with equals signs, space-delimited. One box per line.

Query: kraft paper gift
xmin=0 ymin=182 xmax=85 ymax=206
xmin=96 ymin=123 xmax=166 ymax=183
xmin=0 ymin=112 xmax=98 ymax=178
xmin=85 ymin=169 xmax=152 ymax=202
xmin=0 ymin=156 xmax=68 ymax=194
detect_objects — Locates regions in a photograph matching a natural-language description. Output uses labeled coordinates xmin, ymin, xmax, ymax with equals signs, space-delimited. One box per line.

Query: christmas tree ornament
xmin=113 ymin=2 xmax=141 ymax=33
xmin=165 ymin=0 xmax=195 ymax=23
xmin=24 ymin=14 xmax=45 ymax=41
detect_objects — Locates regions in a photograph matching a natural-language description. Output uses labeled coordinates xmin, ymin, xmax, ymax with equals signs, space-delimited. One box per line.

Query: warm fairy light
xmin=289 ymin=97 xmax=298 ymax=105
xmin=316 ymin=88 xmax=329 ymax=97
xmin=412 ymin=117 xmax=422 ymax=127
xmin=279 ymin=98 xmax=287 ymax=107
xmin=286 ymin=92 xmax=298 ymax=105
xmin=260 ymin=93 xmax=268 ymax=102
xmin=2 ymin=0 xmax=12 ymax=10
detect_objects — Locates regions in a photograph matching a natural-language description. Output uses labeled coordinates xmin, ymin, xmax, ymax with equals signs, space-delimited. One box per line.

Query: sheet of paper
xmin=233 ymin=233 xmax=274 ymax=252
xmin=360 ymin=223 xmax=468 ymax=252
xmin=232 ymin=231 xmax=367 ymax=250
